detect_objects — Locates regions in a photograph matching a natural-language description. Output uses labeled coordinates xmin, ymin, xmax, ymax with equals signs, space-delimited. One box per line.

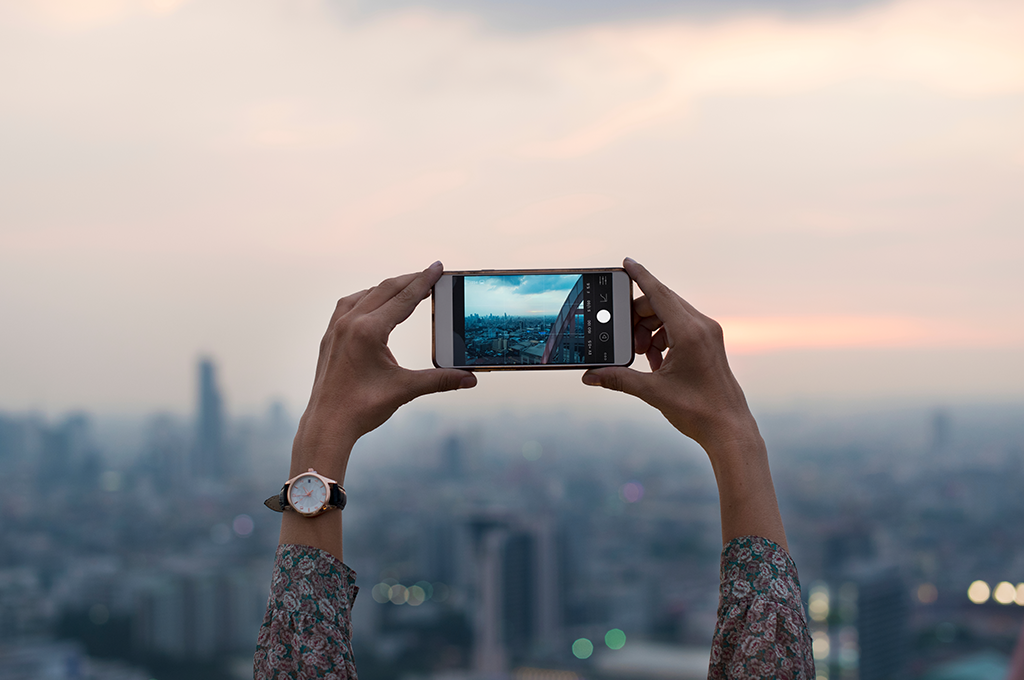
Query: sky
xmin=464 ymin=274 xmax=579 ymax=317
xmin=1 ymin=0 xmax=1023 ymax=417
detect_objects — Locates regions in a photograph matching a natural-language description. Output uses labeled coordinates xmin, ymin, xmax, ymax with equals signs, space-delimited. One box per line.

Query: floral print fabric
xmin=254 ymin=544 xmax=359 ymax=679
xmin=254 ymin=537 xmax=813 ymax=679
xmin=710 ymin=536 xmax=815 ymax=679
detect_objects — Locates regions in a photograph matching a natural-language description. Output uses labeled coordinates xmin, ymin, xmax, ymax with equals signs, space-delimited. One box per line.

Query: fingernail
xmin=459 ymin=374 xmax=477 ymax=389
xmin=624 ymin=257 xmax=637 ymax=265
xmin=429 ymin=260 xmax=443 ymax=270
xmin=582 ymin=373 xmax=600 ymax=386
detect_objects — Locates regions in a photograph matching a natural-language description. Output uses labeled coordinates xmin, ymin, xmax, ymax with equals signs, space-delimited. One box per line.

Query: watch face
xmin=288 ymin=474 xmax=329 ymax=515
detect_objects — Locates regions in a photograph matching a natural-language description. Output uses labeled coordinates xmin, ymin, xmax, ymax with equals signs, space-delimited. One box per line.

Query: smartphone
xmin=432 ymin=268 xmax=634 ymax=370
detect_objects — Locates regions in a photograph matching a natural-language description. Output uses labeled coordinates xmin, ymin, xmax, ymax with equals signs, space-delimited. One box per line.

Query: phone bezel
xmin=432 ymin=267 xmax=634 ymax=370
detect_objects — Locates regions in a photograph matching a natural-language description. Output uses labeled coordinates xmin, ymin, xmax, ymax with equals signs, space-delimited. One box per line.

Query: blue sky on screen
xmin=465 ymin=275 xmax=579 ymax=317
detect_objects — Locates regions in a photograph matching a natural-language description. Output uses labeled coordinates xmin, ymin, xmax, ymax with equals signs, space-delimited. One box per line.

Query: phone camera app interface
xmin=451 ymin=273 xmax=614 ymax=367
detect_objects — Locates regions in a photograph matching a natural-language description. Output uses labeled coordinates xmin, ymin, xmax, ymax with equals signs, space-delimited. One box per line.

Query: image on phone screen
xmin=451 ymin=273 xmax=615 ymax=367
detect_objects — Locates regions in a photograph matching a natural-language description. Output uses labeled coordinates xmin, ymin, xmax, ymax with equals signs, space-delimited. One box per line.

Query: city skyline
xmin=3 ymin=384 xmax=1023 ymax=678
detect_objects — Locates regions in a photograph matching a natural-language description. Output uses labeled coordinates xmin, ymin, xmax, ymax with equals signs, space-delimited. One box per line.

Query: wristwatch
xmin=264 ymin=468 xmax=347 ymax=517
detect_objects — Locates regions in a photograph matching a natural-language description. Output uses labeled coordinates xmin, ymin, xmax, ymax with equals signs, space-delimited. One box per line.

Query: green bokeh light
xmin=605 ymin=628 xmax=626 ymax=649
xmin=572 ymin=637 xmax=594 ymax=659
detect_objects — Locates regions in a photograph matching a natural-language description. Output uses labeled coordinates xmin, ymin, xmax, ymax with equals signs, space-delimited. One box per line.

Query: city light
xmin=619 ymin=481 xmax=644 ymax=503
xmin=416 ymin=581 xmax=434 ymax=600
xmin=916 ymin=583 xmax=938 ymax=604
xmin=571 ymin=638 xmax=593 ymax=659
xmin=233 ymin=514 xmax=254 ymax=537
xmin=522 ymin=441 xmax=543 ymax=461
xmin=809 ymin=584 xmax=830 ymax=622
xmin=993 ymin=582 xmax=1016 ymax=605
xmin=389 ymin=584 xmax=408 ymax=605
xmin=371 ymin=584 xmax=391 ymax=603
xmin=1017 ymin=584 xmax=1024 ymax=606
xmin=371 ymin=580 xmax=442 ymax=605
xmin=604 ymin=628 xmax=626 ymax=650
xmin=812 ymin=631 xmax=830 ymax=661
xmin=407 ymin=585 xmax=426 ymax=606
xmin=967 ymin=580 xmax=990 ymax=604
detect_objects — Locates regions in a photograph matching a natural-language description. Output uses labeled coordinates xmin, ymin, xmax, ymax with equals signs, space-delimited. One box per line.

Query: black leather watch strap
xmin=264 ymin=486 xmax=288 ymax=512
xmin=329 ymin=483 xmax=348 ymax=511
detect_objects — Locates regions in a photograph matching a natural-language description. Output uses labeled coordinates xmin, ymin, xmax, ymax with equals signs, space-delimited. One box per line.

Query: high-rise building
xmin=856 ymin=568 xmax=908 ymax=680
xmin=468 ymin=514 xmax=565 ymax=672
xmin=193 ymin=357 xmax=225 ymax=480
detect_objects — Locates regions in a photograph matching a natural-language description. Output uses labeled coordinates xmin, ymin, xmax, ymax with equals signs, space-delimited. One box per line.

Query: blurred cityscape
xmin=1 ymin=359 xmax=1023 ymax=680
xmin=463 ymin=314 xmax=561 ymax=365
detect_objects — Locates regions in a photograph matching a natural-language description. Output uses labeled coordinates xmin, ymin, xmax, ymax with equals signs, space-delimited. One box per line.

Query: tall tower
xmin=194 ymin=357 xmax=225 ymax=480
xmin=469 ymin=514 xmax=565 ymax=672
xmin=857 ymin=569 xmax=908 ymax=680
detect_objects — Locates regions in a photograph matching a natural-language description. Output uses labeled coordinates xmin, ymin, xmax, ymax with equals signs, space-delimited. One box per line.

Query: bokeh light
xmin=389 ymin=584 xmax=408 ymax=605
xmin=1017 ymin=583 xmax=1024 ymax=606
xmin=571 ymin=638 xmax=593 ymax=659
xmin=916 ymin=583 xmax=938 ymax=604
xmin=808 ymin=584 xmax=829 ymax=622
xmin=522 ymin=441 xmax=543 ymax=461
xmin=993 ymin=581 xmax=1016 ymax=605
xmin=812 ymin=631 xmax=830 ymax=661
xmin=604 ymin=628 xmax=626 ymax=650
xmin=967 ymin=580 xmax=990 ymax=604
xmin=233 ymin=514 xmax=254 ymax=537
xmin=371 ymin=583 xmax=391 ymax=603
xmin=619 ymin=481 xmax=644 ymax=503
xmin=407 ymin=585 xmax=426 ymax=606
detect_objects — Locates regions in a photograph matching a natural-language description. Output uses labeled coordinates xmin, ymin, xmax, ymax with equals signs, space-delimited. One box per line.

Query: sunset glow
xmin=0 ymin=0 xmax=1022 ymax=411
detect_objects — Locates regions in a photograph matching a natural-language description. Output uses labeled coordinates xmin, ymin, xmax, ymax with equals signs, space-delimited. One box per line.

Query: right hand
xmin=292 ymin=261 xmax=476 ymax=480
xmin=582 ymin=258 xmax=757 ymax=450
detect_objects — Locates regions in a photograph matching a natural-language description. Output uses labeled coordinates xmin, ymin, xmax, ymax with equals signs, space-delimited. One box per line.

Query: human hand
xmin=582 ymin=258 xmax=756 ymax=450
xmin=584 ymin=259 xmax=787 ymax=548
xmin=291 ymin=261 xmax=476 ymax=479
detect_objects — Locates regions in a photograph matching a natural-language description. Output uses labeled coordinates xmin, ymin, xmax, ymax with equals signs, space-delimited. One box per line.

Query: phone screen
xmin=450 ymin=272 xmax=616 ymax=367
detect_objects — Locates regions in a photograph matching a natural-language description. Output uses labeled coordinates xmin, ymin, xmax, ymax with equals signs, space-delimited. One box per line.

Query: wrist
xmin=702 ymin=426 xmax=775 ymax=504
xmin=692 ymin=400 xmax=761 ymax=450
xmin=289 ymin=416 xmax=359 ymax=483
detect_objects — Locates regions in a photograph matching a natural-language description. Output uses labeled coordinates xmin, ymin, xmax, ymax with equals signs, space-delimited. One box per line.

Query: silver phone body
xmin=432 ymin=268 xmax=634 ymax=370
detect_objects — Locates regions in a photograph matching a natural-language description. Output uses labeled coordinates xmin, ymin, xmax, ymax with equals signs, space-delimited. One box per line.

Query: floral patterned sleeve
xmin=253 ymin=544 xmax=359 ymax=680
xmin=709 ymin=536 xmax=815 ymax=679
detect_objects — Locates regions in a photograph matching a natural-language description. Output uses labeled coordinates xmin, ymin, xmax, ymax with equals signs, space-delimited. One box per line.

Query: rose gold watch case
xmin=285 ymin=468 xmax=339 ymax=517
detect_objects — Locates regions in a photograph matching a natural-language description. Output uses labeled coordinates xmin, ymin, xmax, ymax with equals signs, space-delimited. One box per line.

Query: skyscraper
xmin=468 ymin=514 xmax=565 ymax=672
xmin=856 ymin=568 xmax=908 ymax=680
xmin=193 ymin=357 xmax=225 ymax=480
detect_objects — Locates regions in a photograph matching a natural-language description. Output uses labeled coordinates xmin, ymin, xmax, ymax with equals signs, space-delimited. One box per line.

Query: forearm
xmin=701 ymin=416 xmax=788 ymax=550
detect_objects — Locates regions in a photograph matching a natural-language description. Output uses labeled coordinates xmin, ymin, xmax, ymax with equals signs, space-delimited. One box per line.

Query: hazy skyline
xmin=1 ymin=0 xmax=1022 ymax=414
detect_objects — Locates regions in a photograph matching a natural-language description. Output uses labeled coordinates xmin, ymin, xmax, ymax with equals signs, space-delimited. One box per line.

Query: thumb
xmin=582 ymin=366 xmax=649 ymax=399
xmin=405 ymin=368 xmax=477 ymax=399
